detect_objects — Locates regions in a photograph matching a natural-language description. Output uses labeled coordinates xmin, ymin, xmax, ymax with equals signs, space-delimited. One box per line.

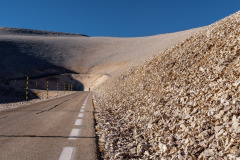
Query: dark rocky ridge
xmin=0 ymin=27 xmax=88 ymax=37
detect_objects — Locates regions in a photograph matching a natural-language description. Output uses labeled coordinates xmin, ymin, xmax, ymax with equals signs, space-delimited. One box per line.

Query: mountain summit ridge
xmin=0 ymin=27 xmax=88 ymax=37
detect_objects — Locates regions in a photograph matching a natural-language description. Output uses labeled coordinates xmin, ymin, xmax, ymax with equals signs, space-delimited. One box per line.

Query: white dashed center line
xmin=80 ymin=108 xmax=85 ymax=112
xmin=75 ymin=119 xmax=82 ymax=126
xmin=59 ymin=147 xmax=75 ymax=160
xmin=78 ymin=113 xmax=84 ymax=117
xmin=69 ymin=129 xmax=80 ymax=140
xmin=60 ymin=93 xmax=90 ymax=159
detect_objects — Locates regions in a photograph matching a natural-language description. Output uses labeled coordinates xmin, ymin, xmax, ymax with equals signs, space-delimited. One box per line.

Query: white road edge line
xmin=59 ymin=147 xmax=75 ymax=160
xmin=75 ymin=119 xmax=82 ymax=125
xmin=68 ymin=129 xmax=80 ymax=140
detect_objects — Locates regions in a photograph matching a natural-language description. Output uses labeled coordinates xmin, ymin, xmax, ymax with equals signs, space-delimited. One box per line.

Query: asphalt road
xmin=0 ymin=91 xmax=97 ymax=160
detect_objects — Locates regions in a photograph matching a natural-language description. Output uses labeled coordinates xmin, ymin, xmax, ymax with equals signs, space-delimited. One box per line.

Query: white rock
xmin=214 ymin=125 xmax=224 ymax=132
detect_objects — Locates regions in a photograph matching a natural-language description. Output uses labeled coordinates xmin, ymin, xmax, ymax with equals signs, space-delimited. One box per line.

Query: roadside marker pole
xmin=57 ymin=82 xmax=59 ymax=95
xmin=26 ymin=76 xmax=29 ymax=101
xmin=47 ymin=81 xmax=49 ymax=98
xmin=71 ymin=84 xmax=72 ymax=91
xmin=64 ymin=83 xmax=65 ymax=94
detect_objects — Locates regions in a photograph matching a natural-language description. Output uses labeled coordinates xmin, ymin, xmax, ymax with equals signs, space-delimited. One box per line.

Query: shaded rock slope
xmin=94 ymin=11 xmax=240 ymax=159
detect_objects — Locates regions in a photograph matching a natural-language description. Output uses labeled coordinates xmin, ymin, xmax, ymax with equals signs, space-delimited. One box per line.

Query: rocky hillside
xmin=94 ymin=11 xmax=240 ymax=159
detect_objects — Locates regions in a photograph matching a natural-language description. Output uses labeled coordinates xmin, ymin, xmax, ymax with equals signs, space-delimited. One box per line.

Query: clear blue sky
xmin=0 ymin=0 xmax=239 ymax=37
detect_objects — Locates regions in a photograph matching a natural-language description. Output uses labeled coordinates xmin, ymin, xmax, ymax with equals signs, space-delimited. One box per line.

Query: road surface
xmin=0 ymin=91 xmax=97 ymax=160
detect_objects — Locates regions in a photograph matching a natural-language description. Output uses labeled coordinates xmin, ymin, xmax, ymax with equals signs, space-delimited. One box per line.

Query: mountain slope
xmin=0 ymin=27 xmax=201 ymax=89
xmin=94 ymin=11 xmax=240 ymax=159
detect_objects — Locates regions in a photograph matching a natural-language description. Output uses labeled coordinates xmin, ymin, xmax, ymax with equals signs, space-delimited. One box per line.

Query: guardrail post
xmin=47 ymin=81 xmax=48 ymax=98
xmin=26 ymin=76 xmax=29 ymax=101
xmin=57 ymin=82 xmax=59 ymax=95
xmin=64 ymin=83 xmax=65 ymax=94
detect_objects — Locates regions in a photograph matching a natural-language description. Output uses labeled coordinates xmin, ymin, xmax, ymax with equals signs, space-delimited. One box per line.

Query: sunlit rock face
xmin=94 ymin=11 xmax=240 ymax=159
